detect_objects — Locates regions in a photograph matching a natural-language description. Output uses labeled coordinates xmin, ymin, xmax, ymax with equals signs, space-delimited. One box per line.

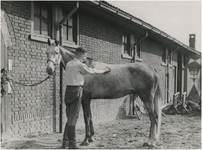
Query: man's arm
xmin=80 ymin=64 xmax=110 ymax=74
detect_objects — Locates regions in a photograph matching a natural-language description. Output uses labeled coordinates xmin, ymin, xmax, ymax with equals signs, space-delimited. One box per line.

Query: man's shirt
xmin=65 ymin=58 xmax=103 ymax=86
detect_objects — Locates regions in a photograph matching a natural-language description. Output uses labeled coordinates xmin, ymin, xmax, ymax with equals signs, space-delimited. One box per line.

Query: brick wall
xmin=79 ymin=13 xmax=122 ymax=64
xmin=1 ymin=1 xmax=60 ymax=138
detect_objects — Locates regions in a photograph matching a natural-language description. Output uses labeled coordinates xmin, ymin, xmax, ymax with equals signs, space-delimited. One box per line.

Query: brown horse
xmin=46 ymin=39 xmax=162 ymax=149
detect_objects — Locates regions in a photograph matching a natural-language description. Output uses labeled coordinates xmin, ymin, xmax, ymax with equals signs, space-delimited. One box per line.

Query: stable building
xmin=1 ymin=1 xmax=201 ymax=139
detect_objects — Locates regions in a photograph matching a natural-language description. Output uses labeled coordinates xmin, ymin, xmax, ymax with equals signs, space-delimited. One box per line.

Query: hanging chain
xmin=1 ymin=69 xmax=51 ymax=97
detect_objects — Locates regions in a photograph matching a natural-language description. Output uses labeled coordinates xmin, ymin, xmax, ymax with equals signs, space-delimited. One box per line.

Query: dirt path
xmin=1 ymin=114 xmax=201 ymax=149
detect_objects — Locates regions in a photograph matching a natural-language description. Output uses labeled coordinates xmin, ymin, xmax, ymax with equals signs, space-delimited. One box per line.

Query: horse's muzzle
xmin=46 ymin=67 xmax=54 ymax=75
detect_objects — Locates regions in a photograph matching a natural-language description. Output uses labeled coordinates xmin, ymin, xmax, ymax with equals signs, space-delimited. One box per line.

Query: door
xmin=1 ymin=32 xmax=9 ymax=139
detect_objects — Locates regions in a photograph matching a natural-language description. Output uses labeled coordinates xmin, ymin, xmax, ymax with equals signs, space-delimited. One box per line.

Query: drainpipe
xmin=134 ymin=31 xmax=148 ymax=47
xmin=166 ymin=46 xmax=179 ymax=103
xmin=130 ymin=31 xmax=148 ymax=115
xmin=58 ymin=1 xmax=79 ymax=133
xmin=59 ymin=25 xmax=63 ymax=133
xmin=132 ymin=31 xmax=148 ymax=63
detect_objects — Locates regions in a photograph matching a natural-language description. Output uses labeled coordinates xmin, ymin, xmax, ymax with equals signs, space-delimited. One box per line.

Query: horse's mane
xmin=61 ymin=46 xmax=100 ymax=62
xmin=59 ymin=46 xmax=108 ymax=69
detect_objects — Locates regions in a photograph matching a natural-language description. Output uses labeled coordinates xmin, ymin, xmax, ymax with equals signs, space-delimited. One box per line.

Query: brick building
xmin=1 ymin=1 xmax=201 ymax=139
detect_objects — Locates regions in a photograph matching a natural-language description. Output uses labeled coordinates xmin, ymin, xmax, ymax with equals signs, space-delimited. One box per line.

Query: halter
xmin=47 ymin=59 xmax=57 ymax=66
xmin=47 ymin=46 xmax=61 ymax=66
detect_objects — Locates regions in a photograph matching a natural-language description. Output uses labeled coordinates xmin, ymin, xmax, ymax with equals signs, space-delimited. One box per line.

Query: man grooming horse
xmin=46 ymin=39 xmax=162 ymax=149
xmin=62 ymin=47 xmax=110 ymax=149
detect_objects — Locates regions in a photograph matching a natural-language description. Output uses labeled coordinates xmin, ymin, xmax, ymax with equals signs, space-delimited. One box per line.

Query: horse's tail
xmin=154 ymin=80 xmax=162 ymax=140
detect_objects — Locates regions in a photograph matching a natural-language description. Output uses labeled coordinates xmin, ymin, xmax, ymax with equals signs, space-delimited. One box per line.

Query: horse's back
xmin=82 ymin=62 xmax=156 ymax=99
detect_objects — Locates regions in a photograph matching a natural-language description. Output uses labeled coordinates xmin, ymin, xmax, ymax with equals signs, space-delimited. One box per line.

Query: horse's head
xmin=46 ymin=39 xmax=62 ymax=75
xmin=46 ymin=39 xmax=75 ymax=75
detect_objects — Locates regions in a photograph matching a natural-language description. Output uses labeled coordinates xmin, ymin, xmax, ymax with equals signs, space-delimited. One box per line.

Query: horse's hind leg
xmin=142 ymin=97 xmax=158 ymax=149
xmin=80 ymin=99 xmax=93 ymax=146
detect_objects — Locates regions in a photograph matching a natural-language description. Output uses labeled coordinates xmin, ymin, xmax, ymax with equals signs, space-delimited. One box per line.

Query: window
xmin=168 ymin=48 xmax=172 ymax=65
xmin=134 ymin=36 xmax=141 ymax=59
xmin=122 ymin=32 xmax=130 ymax=56
xmin=62 ymin=9 xmax=77 ymax=44
xmin=33 ymin=2 xmax=52 ymax=37
xmin=122 ymin=33 xmax=142 ymax=60
xmin=162 ymin=47 xmax=166 ymax=64
xmin=182 ymin=55 xmax=186 ymax=68
xmin=162 ymin=47 xmax=172 ymax=65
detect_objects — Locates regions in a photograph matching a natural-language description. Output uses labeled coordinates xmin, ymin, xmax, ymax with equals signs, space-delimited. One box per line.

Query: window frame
xmin=121 ymin=32 xmax=142 ymax=61
xmin=133 ymin=35 xmax=142 ymax=61
xmin=161 ymin=47 xmax=173 ymax=66
xmin=162 ymin=47 xmax=167 ymax=64
xmin=122 ymin=31 xmax=131 ymax=59
xmin=167 ymin=48 xmax=172 ymax=65
xmin=182 ymin=55 xmax=186 ymax=69
xmin=62 ymin=8 xmax=78 ymax=46
xmin=30 ymin=1 xmax=53 ymax=42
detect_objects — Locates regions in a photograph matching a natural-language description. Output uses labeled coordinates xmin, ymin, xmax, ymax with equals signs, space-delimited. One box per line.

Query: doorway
xmin=1 ymin=32 xmax=9 ymax=140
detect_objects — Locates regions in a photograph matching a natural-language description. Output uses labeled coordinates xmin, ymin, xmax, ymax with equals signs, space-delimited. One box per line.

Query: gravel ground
xmin=1 ymin=113 xmax=201 ymax=149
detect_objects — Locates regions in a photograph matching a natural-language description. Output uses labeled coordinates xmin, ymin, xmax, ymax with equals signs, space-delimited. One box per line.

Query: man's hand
xmin=104 ymin=66 xmax=111 ymax=73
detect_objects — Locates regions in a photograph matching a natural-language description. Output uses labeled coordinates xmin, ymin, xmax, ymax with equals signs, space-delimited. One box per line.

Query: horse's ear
xmin=55 ymin=40 xmax=59 ymax=46
xmin=48 ymin=38 xmax=51 ymax=46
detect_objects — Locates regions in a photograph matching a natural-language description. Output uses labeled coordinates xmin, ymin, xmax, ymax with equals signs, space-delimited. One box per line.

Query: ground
xmin=1 ymin=114 xmax=201 ymax=149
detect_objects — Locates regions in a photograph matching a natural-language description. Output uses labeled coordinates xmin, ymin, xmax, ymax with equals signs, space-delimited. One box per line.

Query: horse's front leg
xmin=80 ymin=99 xmax=92 ymax=146
xmin=87 ymin=109 xmax=95 ymax=143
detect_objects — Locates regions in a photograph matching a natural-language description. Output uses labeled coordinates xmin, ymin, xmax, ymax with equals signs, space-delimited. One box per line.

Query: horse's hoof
xmin=88 ymin=137 xmax=94 ymax=143
xmin=142 ymin=142 xmax=150 ymax=147
xmin=148 ymin=144 xmax=157 ymax=149
xmin=80 ymin=141 xmax=89 ymax=146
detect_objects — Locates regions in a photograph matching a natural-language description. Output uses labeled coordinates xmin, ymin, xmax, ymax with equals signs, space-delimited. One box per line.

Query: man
xmin=62 ymin=47 xmax=110 ymax=149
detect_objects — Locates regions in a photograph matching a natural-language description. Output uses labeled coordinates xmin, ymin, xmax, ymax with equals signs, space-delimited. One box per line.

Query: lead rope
xmin=1 ymin=69 xmax=51 ymax=97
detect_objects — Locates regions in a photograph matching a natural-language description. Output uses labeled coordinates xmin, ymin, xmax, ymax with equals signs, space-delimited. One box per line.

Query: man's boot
xmin=62 ymin=140 xmax=69 ymax=149
xmin=68 ymin=126 xmax=80 ymax=149
xmin=62 ymin=123 xmax=69 ymax=148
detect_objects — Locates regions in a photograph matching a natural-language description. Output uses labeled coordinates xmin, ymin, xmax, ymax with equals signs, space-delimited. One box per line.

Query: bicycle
xmin=133 ymin=94 xmax=148 ymax=120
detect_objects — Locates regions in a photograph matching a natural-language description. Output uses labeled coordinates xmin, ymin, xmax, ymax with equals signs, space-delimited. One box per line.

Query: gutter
xmin=85 ymin=1 xmax=201 ymax=56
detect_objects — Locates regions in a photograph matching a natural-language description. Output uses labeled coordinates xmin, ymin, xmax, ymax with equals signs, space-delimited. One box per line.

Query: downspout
xmin=166 ymin=46 xmax=179 ymax=103
xmin=131 ymin=31 xmax=148 ymax=116
xmin=58 ymin=1 xmax=79 ymax=133
xmin=132 ymin=31 xmax=148 ymax=63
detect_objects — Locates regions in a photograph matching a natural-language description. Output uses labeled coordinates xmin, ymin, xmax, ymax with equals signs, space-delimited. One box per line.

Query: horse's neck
xmin=59 ymin=46 xmax=75 ymax=68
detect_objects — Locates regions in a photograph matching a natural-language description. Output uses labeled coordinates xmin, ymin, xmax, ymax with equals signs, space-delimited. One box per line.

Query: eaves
xmin=84 ymin=1 xmax=201 ymax=56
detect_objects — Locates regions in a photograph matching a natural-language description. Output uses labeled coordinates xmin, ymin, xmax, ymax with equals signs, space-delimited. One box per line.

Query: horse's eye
xmin=55 ymin=52 xmax=58 ymax=54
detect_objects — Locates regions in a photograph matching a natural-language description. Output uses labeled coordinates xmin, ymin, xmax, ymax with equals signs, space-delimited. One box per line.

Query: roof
xmin=84 ymin=1 xmax=201 ymax=56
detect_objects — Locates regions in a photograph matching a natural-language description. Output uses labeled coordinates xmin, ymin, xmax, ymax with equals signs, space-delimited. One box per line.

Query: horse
xmin=46 ymin=39 xmax=162 ymax=149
